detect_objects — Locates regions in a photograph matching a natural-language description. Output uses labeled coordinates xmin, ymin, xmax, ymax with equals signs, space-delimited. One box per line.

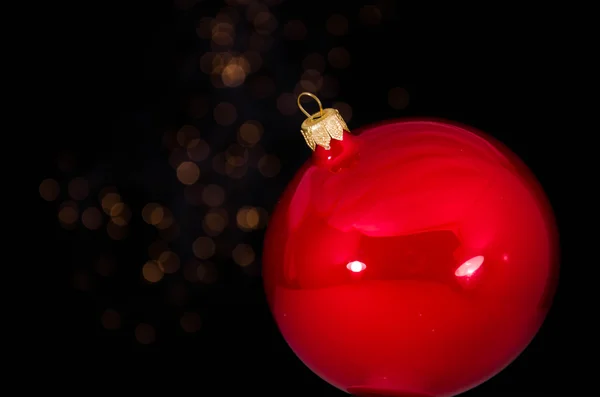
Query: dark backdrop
xmin=39 ymin=1 xmax=595 ymax=395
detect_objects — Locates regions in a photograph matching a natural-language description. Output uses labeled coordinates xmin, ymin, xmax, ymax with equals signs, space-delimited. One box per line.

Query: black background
xmin=39 ymin=1 xmax=596 ymax=395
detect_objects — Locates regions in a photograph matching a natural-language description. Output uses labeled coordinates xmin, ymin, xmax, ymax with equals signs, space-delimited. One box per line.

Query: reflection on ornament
xmin=263 ymin=93 xmax=559 ymax=397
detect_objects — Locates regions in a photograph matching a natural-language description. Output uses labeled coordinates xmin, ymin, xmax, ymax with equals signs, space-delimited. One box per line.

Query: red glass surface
xmin=263 ymin=120 xmax=559 ymax=397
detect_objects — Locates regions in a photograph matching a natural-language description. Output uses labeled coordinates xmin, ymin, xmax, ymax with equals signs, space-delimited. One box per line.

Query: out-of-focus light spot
xmin=135 ymin=323 xmax=155 ymax=345
xmin=142 ymin=203 xmax=162 ymax=225
xmin=110 ymin=203 xmax=131 ymax=226
xmin=82 ymin=207 xmax=103 ymax=230
xmin=277 ymin=93 xmax=297 ymax=115
xmin=214 ymin=102 xmax=237 ymax=126
xmin=203 ymin=208 xmax=228 ymax=236
xmin=334 ymin=102 xmax=353 ymax=122
xmin=101 ymin=192 xmax=121 ymax=215
xmin=455 ymin=256 xmax=485 ymax=277
xmin=238 ymin=120 xmax=263 ymax=147
xmin=359 ymin=5 xmax=382 ymax=24
xmin=192 ymin=236 xmax=216 ymax=259
xmin=106 ymin=219 xmax=127 ymax=240
xmin=222 ymin=63 xmax=246 ymax=87
xmin=200 ymin=52 xmax=215 ymax=74
xmin=188 ymin=96 xmax=208 ymax=119
xmin=258 ymin=154 xmax=281 ymax=177
xmin=254 ymin=11 xmax=278 ymax=35
xmin=95 ymin=257 xmax=114 ymax=276
xmin=143 ymin=260 xmax=164 ymax=283
xmin=181 ymin=312 xmax=202 ymax=333
xmin=327 ymin=14 xmax=349 ymax=36
xmin=226 ymin=144 xmax=248 ymax=167
xmin=39 ymin=178 xmax=60 ymax=201
xmin=177 ymin=125 xmax=201 ymax=147
xmin=184 ymin=184 xmax=204 ymax=206
xmin=328 ymin=47 xmax=350 ymax=69
xmin=212 ymin=21 xmax=235 ymax=47
xmin=197 ymin=262 xmax=218 ymax=283
xmin=202 ymin=184 xmax=225 ymax=207
xmin=101 ymin=309 xmax=121 ymax=330
xmin=158 ymin=251 xmax=180 ymax=274
xmin=232 ymin=244 xmax=255 ymax=267
xmin=187 ymin=138 xmax=210 ymax=162
xmin=388 ymin=87 xmax=410 ymax=110
xmin=148 ymin=239 xmax=169 ymax=259
xmin=249 ymin=75 xmax=276 ymax=98
xmin=68 ymin=177 xmax=89 ymax=200
xmin=246 ymin=2 xmax=267 ymax=21
xmin=58 ymin=201 xmax=78 ymax=226
xmin=346 ymin=260 xmax=366 ymax=273
xmin=302 ymin=53 xmax=325 ymax=73
xmin=177 ymin=161 xmax=201 ymax=185
xmin=236 ymin=206 xmax=261 ymax=231
xmin=156 ymin=208 xmax=174 ymax=230
xmin=299 ymin=69 xmax=323 ymax=93
xmin=284 ymin=20 xmax=307 ymax=40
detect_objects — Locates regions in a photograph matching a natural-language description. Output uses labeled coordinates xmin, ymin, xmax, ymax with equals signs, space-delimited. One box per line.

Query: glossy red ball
xmin=263 ymin=120 xmax=559 ymax=397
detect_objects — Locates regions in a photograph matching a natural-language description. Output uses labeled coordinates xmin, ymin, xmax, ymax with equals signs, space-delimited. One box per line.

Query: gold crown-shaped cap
xmin=298 ymin=92 xmax=349 ymax=151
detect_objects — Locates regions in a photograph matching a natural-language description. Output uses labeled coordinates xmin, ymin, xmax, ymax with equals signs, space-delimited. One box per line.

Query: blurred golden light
xmin=110 ymin=203 xmax=131 ymax=226
xmin=202 ymin=184 xmax=225 ymax=207
xmin=302 ymin=53 xmax=326 ymax=73
xmin=101 ymin=309 xmax=121 ymax=330
xmin=106 ymin=219 xmax=127 ymax=240
xmin=226 ymin=144 xmax=248 ymax=167
xmin=222 ymin=63 xmax=246 ymax=87
xmin=135 ymin=323 xmax=156 ymax=345
xmin=192 ymin=236 xmax=216 ymax=259
xmin=238 ymin=120 xmax=263 ymax=147
xmin=156 ymin=207 xmax=174 ymax=230
xmin=214 ymin=102 xmax=237 ymax=126
xmin=249 ymin=75 xmax=276 ymax=98
xmin=203 ymin=208 xmax=228 ymax=236
xmin=359 ymin=5 xmax=382 ymax=24
xmin=181 ymin=312 xmax=202 ymax=333
xmin=327 ymin=14 xmax=349 ymax=36
xmin=101 ymin=192 xmax=121 ymax=215
xmin=68 ymin=177 xmax=89 ymax=200
xmin=226 ymin=164 xmax=248 ymax=179
xmin=232 ymin=244 xmax=255 ymax=267
xmin=247 ymin=2 xmax=267 ymax=21
xmin=212 ymin=21 xmax=235 ymax=46
xmin=258 ymin=154 xmax=281 ymax=177
xmin=58 ymin=202 xmax=78 ymax=225
xmin=277 ymin=93 xmax=297 ymax=115
xmin=187 ymin=138 xmax=210 ymax=161
xmin=142 ymin=203 xmax=162 ymax=225
xmin=39 ymin=178 xmax=60 ymax=201
xmin=284 ymin=20 xmax=307 ymax=40
xmin=176 ymin=161 xmax=201 ymax=185
xmin=237 ymin=206 xmax=260 ymax=231
xmin=196 ymin=261 xmax=218 ymax=283
xmin=177 ymin=125 xmax=201 ymax=148
xmin=388 ymin=87 xmax=410 ymax=110
xmin=148 ymin=239 xmax=169 ymax=259
xmin=142 ymin=260 xmax=164 ymax=283
xmin=82 ymin=207 xmax=103 ymax=230
xmin=158 ymin=251 xmax=180 ymax=274
xmin=299 ymin=69 xmax=323 ymax=93
xmin=200 ymin=52 xmax=216 ymax=74
xmin=334 ymin=101 xmax=353 ymax=122
xmin=254 ymin=11 xmax=278 ymax=35
xmin=328 ymin=47 xmax=350 ymax=69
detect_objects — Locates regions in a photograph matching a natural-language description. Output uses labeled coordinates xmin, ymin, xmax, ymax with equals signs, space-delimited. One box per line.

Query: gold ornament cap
xmin=297 ymin=92 xmax=350 ymax=151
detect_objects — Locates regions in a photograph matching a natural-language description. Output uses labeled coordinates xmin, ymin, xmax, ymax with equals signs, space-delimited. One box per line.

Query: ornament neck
xmin=312 ymin=130 xmax=359 ymax=172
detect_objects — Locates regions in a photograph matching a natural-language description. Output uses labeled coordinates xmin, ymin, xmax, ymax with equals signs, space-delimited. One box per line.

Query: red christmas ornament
xmin=263 ymin=92 xmax=559 ymax=397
